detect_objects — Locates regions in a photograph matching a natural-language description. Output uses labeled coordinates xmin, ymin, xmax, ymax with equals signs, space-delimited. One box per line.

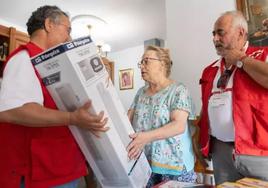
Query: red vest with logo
xmin=0 ymin=42 xmax=87 ymax=188
xmin=199 ymin=46 xmax=268 ymax=157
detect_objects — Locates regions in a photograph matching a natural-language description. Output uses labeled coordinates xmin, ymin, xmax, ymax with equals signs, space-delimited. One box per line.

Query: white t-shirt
xmin=208 ymin=59 xmax=236 ymax=142
xmin=0 ymin=50 xmax=43 ymax=112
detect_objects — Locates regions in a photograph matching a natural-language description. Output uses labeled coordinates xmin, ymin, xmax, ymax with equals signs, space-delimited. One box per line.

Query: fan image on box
xmin=90 ymin=56 xmax=103 ymax=73
xmin=55 ymin=83 xmax=80 ymax=112
xmin=78 ymin=57 xmax=95 ymax=81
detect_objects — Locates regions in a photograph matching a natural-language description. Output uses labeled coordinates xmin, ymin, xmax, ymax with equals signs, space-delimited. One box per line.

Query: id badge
xmin=210 ymin=93 xmax=229 ymax=107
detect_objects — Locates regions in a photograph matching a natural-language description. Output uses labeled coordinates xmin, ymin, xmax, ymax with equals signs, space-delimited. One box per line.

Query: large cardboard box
xmin=32 ymin=36 xmax=151 ymax=188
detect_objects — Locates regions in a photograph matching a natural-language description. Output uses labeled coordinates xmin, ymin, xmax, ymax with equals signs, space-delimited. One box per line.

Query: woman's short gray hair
xmin=145 ymin=45 xmax=172 ymax=77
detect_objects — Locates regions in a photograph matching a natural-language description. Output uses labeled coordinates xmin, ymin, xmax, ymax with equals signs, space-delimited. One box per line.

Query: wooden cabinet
xmin=0 ymin=25 xmax=30 ymax=76
xmin=102 ymin=57 xmax=114 ymax=83
xmin=9 ymin=27 xmax=30 ymax=51
xmin=0 ymin=25 xmax=10 ymax=63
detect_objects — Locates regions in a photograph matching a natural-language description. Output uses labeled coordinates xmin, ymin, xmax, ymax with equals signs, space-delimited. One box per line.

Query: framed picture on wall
xmin=119 ymin=68 xmax=134 ymax=90
xmin=236 ymin=0 xmax=268 ymax=46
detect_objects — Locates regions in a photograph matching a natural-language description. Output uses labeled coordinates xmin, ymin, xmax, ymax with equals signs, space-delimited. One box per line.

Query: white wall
xmin=166 ymin=0 xmax=236 ymax=113
xmin=0 ymin=18 xmax=27 ymax=32
xmin=108 ymin=45 xmax=145 ymax=110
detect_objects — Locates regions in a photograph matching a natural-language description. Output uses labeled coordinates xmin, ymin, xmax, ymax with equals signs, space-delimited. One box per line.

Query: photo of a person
xmin=119 ymin=69 xmax=133 ymax=90
xmin=122 ymin=72 xmax=131 ymax=87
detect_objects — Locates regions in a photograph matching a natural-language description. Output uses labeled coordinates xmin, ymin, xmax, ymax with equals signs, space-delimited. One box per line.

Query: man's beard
xmin=214 ymin=42 xmax=233 ymax=56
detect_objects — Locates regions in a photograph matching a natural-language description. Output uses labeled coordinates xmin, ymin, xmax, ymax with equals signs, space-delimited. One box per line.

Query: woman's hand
xmin=127 ymin=132 xmax=150 ymax=160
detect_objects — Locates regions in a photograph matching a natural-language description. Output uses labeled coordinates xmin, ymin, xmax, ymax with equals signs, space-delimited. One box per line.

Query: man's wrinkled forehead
xmin=214 ymin=15 xmax=233 ymax=28
xmin=213 ymin=15 xmax=233 ymax=32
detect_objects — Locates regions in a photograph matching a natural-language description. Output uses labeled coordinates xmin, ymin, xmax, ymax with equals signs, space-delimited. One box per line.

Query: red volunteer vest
xmin=199 ymin=46 xmax=268 ymax=157
xmin=0 ymin=42 xmax=87 ymax=188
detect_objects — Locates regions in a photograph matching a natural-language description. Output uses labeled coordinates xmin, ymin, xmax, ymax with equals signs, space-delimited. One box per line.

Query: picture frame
xmin=236 ymin=0 xmax=268 ymax=46
xmin=119 ymin=68 xmax=134 ymax=90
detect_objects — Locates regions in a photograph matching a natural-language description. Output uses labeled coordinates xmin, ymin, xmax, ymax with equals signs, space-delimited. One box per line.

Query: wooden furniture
xmin=191 ymin=117 xmax=214 ymax=175
xmin=0 ymin=25 xmax=30 ymax=76
xmin=102 ymin=57 xmax=114 ymax=83
xmin=236 ymin=0 xmax=245 ymax=13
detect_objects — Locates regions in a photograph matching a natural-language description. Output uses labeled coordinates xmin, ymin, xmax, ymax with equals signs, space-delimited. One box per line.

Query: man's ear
xmin=238 ymin=27 xmax=246 ymax=39
xmin=44 ymin=18 xmax=53 ymax=33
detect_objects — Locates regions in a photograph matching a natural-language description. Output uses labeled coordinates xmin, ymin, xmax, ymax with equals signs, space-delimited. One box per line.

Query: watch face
xmin=236 ymin=61 xmax=243 ymax=68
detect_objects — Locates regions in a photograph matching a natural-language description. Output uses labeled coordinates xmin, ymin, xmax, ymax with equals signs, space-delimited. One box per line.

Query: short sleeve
xmin=170 ymin=84 xmax=196 ymax=120
xmin=0 ymin=50 xmax=43 ymax=111
xmin=129 ymin=87 xmax=144 ymax=110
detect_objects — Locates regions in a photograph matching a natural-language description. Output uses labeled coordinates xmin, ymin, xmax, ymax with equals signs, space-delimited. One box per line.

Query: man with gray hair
xmin=198 ymin=11 xmax=268 ymax=184
xmin=0 ymin=5 xmax=108 ymax=188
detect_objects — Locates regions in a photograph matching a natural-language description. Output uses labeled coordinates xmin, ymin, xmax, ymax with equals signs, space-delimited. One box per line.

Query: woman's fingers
xmin=129 ymin=132 xmax=138 ymax=139
xmin=127 ymin=134 xmax=144 ymax=160
xmin=128 ymin=146 xmax=141 ymax=160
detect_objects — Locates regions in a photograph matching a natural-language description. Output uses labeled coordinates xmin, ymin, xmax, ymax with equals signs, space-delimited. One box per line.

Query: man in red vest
xmin=0 ymin=5 xmax=108 ymax=188
xmin=199 ymin=11 xmax=268 ymax=184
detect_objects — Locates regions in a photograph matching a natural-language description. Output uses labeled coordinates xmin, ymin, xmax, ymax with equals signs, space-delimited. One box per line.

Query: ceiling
xmin=0 ymin=0 xmax=166 ymax=52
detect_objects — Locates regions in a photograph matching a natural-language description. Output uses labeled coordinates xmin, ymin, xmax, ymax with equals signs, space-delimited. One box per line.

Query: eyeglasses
xmin=217 ymin=69 xmax=233 ymax=89
xmin=137 ymin=57 xmax=161 ymax=68
xmin=58 ymin=23 xmax=72 ymax=35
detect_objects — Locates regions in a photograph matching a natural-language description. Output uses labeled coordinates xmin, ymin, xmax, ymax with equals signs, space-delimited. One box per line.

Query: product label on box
xmin=32 ymin=37 xmax=92 ymax=65
xmin=42 ymin=72 xmax=61 ymax=86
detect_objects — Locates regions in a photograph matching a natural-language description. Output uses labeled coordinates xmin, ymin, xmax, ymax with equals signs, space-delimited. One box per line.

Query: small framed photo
xmin=119 ymin=68 xmax=134 ymax=90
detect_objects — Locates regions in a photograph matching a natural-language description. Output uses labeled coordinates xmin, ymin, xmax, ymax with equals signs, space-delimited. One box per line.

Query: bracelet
xmin=239 ymin=55 xmax=248 ymax=61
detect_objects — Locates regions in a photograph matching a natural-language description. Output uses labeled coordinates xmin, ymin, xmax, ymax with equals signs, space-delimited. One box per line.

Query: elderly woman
xmin=127 ymin=45 xmax=196 ymax=187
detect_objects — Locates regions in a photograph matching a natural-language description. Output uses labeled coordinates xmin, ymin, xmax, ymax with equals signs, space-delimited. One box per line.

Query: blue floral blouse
xmin=130 ymin=82 xmax=196 ymax=175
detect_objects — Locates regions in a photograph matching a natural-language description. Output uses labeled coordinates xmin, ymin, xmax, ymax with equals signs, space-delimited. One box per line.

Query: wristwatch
xmin=236 ymin=61 xmax=244 ymax=68
xmin=236 ymin=55 xmax=248 ymax=68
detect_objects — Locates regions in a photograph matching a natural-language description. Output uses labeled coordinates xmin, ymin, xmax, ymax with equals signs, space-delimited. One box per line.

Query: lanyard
xmin=210 ymin=59 xmax=235 ymax=96
xmin=220 ymin=59 xmax=236 ymax=77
